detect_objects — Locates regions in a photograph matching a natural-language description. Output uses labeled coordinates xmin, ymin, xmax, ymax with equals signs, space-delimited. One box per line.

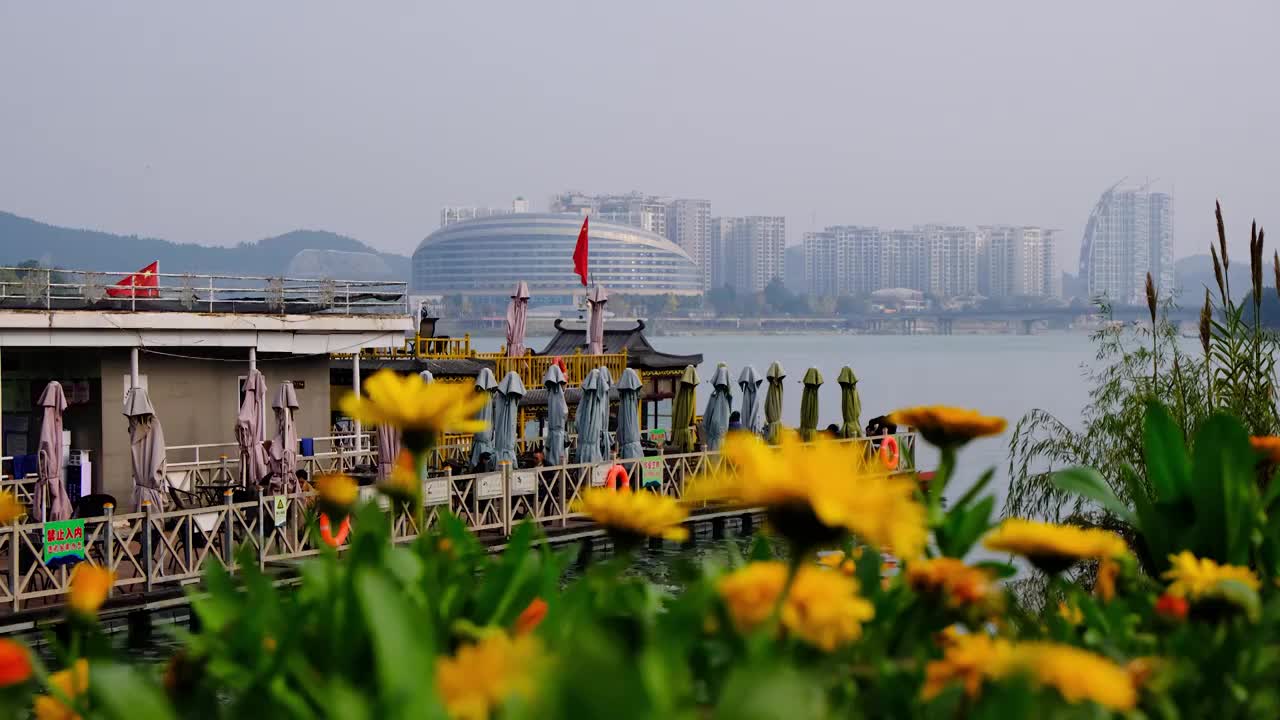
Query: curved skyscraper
xmin=1079 ymin=183 xmax=1174 ymax=305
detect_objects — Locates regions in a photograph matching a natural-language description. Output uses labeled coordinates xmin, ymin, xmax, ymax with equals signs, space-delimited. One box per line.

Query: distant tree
xmin=662 ymin=294 xmax=679 ymax=316
xmin=836 ymin=295 xmax=870 ymax=315
xmin=707 ymin=285 xmax=738 ymax=316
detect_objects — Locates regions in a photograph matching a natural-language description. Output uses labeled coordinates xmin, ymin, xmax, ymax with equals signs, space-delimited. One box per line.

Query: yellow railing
xmin=414 ymin=335 xmax=474 ymax=358
xmin=482 ymin=350 xmax=629 ymax=388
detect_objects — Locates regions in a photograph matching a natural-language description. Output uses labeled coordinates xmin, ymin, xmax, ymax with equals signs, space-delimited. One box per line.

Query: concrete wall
xmin=98 ymin=351 xmax=332 ymax=502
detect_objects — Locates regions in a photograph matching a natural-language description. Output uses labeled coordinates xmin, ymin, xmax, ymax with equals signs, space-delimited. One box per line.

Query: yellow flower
xmin=314 ymin=474 xmax=359 ymax=520
xmin=0 ymin=489 xmax=25 ymax=524
xmin=1162 ymin=551 xmax=1260 ymax=600
xmin=983 ymin=519 xmax=1128 ymax=574
xmin=1250 ymin=436 xmax=1280 ymax=463
xmin=818 ymin=549 xmax=859 ymax=575
xmin=34 ymin=658 xmax=88 ymax=720
xmin=435 ymin=633 xmax=542 ymax=720
xmin=921 ymin=633 xmax=1015 ymax=700
xmin=888 ymin=406 xmax=1006 ymax=448
xmin=1013 ymin=642 xmax=1137 ymax=711
xmin=1057 ymin=601 xmax=1083 ymax=626
xmin=571 ymin=488 xmax=689 ymax=544
xmin=692 ymin=433 xmax=927 ymax=557
xmin=67 ymin=564 xmax=114 ymax=617
xmin=717 ymin=561 xmax=874 ymax=651
xmin=340 ymin=370 xmax=488 ymax=439
xmin=906 ymin=557 xmax=997 ymax=609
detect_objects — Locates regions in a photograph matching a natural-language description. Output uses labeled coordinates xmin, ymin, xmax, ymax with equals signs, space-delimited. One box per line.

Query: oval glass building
xmin=412 ymin=213 xmax=702 ymax=305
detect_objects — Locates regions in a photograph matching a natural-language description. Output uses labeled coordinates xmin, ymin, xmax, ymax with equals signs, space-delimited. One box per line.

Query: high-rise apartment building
xmin=667 ymin=199 xmax=712 ymax=290
xmin=1080 ymin=185 xmax=1174 ymax=304
xmin=712 ymin=216 xmax=786 ymax=293
xmin=802 ymin=224 xmax=983 ymax=299
xmin=980 ymin=225 xmax=1058 ymax=299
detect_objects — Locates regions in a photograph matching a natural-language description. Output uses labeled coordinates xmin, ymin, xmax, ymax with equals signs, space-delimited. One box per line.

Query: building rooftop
xmin=539 ymin=319 xmax=702 ymax=371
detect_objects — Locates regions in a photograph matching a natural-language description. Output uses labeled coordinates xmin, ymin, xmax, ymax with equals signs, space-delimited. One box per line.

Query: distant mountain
xmin=1175 ymin=254 xmax=1253 ymax=301
xmin=0 ymin=211 xmax=410 ymax=280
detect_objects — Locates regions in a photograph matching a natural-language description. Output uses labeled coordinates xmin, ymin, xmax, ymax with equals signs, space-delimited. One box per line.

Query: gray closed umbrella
xmin=575 ymin=369 xmax=604 ymax=464
xmin=837 ymin=366 xmax=863 ymax=440
xmin=36 ymin=381 xmax=73 ymax=521
xmin=493 ymin=371 xmax=526 ymax=465
xmin=469 ymin=368 xmax=498 ymax=470
xmin=702 ymin=364 xmax=734 ymax=451
xmin=594 ymin=366 xmax=614 ymax=460
xmin=616 ymin=368 xmax=644 ymax=460
xmin=125 ymin=388 xmax=168 ymax=511
xmin=235 ymin=369 xmax=271 ymax=486
xmin=738 ymin=366 xmax=764 ymax=435
xmin=764 ymin=362 xmax=786 ymax=444
xmin=799 ymin=368 xmax=824 ymax=442
xmin=586 ymin=286 xmax=608 ymax=354
xmin=270 ymin=382 xmax=301 ymax=493
xmin=505 ymin=281 xmax=531 ymax=357
xmin=419 ymin=370 xmax=434 ymax=383
xmin=543 ymin=363 xmax=569 ymax=466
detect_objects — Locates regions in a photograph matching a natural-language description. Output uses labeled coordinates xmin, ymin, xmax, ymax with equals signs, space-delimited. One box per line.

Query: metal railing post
xmin=208 ymin=276 xmax=214 ymax=312
xmin=10 ymin=519 xmax=19 ymax=612
xmin=103 ymin=503 xmax=115 ymax=597
xmin=257 ymin=489 xmax=266 ymax=571
xmin=142 ymin=501 xmax=154 ymax=592
xmin=500 ymin=461 xmax=511 ymax=536
xmin=222 ymin=490 xmax=235 ymax=569
xmin=559 ymin=467 xmax=567 ymax=528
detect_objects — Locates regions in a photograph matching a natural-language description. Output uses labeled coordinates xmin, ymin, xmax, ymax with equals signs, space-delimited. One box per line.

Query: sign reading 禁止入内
xmin=43 ymin=519 xmax=86 ymax=566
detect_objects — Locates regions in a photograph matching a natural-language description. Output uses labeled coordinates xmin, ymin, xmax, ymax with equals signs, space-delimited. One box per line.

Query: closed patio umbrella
xmin=36 ymin=381 xmax=72 ymax=521
xmin=505 ymin=281 xmax=531 ymax=357
xmin=671 ymin=365 xmax=700 ymax=453
xmin=419 ymin=370 xmax=434 ymax=383
xmin=799 ymin=368 xmax=824 ymax=442
xmin=586 ymin=286 xmax=608 ymax=354
xmin=493 ymin=371 xmax=526 ymax=466
xmin=737 ymin=365 xmax=764 ymax=435
xmin=837 ymin=366 xmax=862 ymax=440
xmin=125 ymin=387 xmax=168 ymax=511
xmin=543 ymin=363 xmax=569 ymax=466
xmin=469 ymin=368 xmax=499 ymax=470
xmin=235 ymin=369 xmax=271 ymax=486
xmin=616 ymin=368 xmax=644 ymax=460
xmin=376 ymin=424 xmax=399 ymax=483
xmin=594 ymin=367 xmax=613 ymax=460
xmin=764 ymin=362 xmax=786 ymax=444
xmin=575 ymin=369 xmax=604 ymax=464
xmin=702 ymin=364 xmax=733 ymax=451
xmin=271 ymin=382 xmax=301 ymax=493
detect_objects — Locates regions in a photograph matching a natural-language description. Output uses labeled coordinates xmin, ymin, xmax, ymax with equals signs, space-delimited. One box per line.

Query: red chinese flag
xmin=572 ymin=216 xmax=589 ymax=286
xmin=106 ymin=261 xmax=160 ymax=298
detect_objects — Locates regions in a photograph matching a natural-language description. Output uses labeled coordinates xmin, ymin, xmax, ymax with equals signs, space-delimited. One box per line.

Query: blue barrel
xmin=299 ymin=438 xmax=315 ymax=457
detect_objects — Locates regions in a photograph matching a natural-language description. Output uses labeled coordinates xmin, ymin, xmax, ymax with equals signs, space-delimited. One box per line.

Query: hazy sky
xmin=2 ymin=2 xmax=1278 ymax=268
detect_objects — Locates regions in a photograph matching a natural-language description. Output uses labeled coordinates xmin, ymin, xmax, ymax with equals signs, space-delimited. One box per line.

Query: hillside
xmin=1175 ymin=254 xmax=1253 ymax=301
xmin=0 ymin=212 xmax=411 ymax=280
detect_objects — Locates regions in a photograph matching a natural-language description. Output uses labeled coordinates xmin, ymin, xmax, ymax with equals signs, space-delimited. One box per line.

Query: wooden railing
xmin=0 ymin=434 xmax=917 ymax=615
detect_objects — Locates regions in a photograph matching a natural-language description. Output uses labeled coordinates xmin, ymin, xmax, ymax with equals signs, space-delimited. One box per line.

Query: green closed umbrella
xmin=799 ymin=368 xmax=823 ymax=442
xmin=837 ymin=366 xmax=862 ymax=439
xmin=764 ymin=362 xmax=786 ymax=444
xmin=671 ymin=365 xmax=700 ymax=453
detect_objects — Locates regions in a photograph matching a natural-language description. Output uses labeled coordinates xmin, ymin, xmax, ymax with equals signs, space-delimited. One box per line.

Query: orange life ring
xmin=319 ymin=513 xmax=351 ymax=547
xmin=605 ymin=464 xmax=629 ymax=491
xmin=879 ymin=436 xmax=900 ymax=471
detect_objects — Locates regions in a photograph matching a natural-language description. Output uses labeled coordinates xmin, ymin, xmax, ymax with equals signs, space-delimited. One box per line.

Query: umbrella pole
xmin=352 ymin=354 xmax=362 ymax=452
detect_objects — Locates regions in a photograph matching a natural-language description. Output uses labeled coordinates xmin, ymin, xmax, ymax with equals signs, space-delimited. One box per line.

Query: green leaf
xmin=1144 ymin=401 xmax=1192 ymax=501
xmin=857 ymin=545 xmax=883 ymax=599
xmin=1213 ymin=578 xmax=1262 ymax=622
xmin=972 ymin=561 xmax=1017 ymax=579
xmin=1051 ymin=466 xmax=1137 ymax=525
xmin=355 ymin=569 xmax=434 ymax=708
xmin=89 ymin=661 xmax=178 ymax=720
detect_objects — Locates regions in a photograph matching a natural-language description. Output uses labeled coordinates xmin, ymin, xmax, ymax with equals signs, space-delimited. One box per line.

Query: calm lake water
xmin=477 ymin=332 xmax=1097 ymax=510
